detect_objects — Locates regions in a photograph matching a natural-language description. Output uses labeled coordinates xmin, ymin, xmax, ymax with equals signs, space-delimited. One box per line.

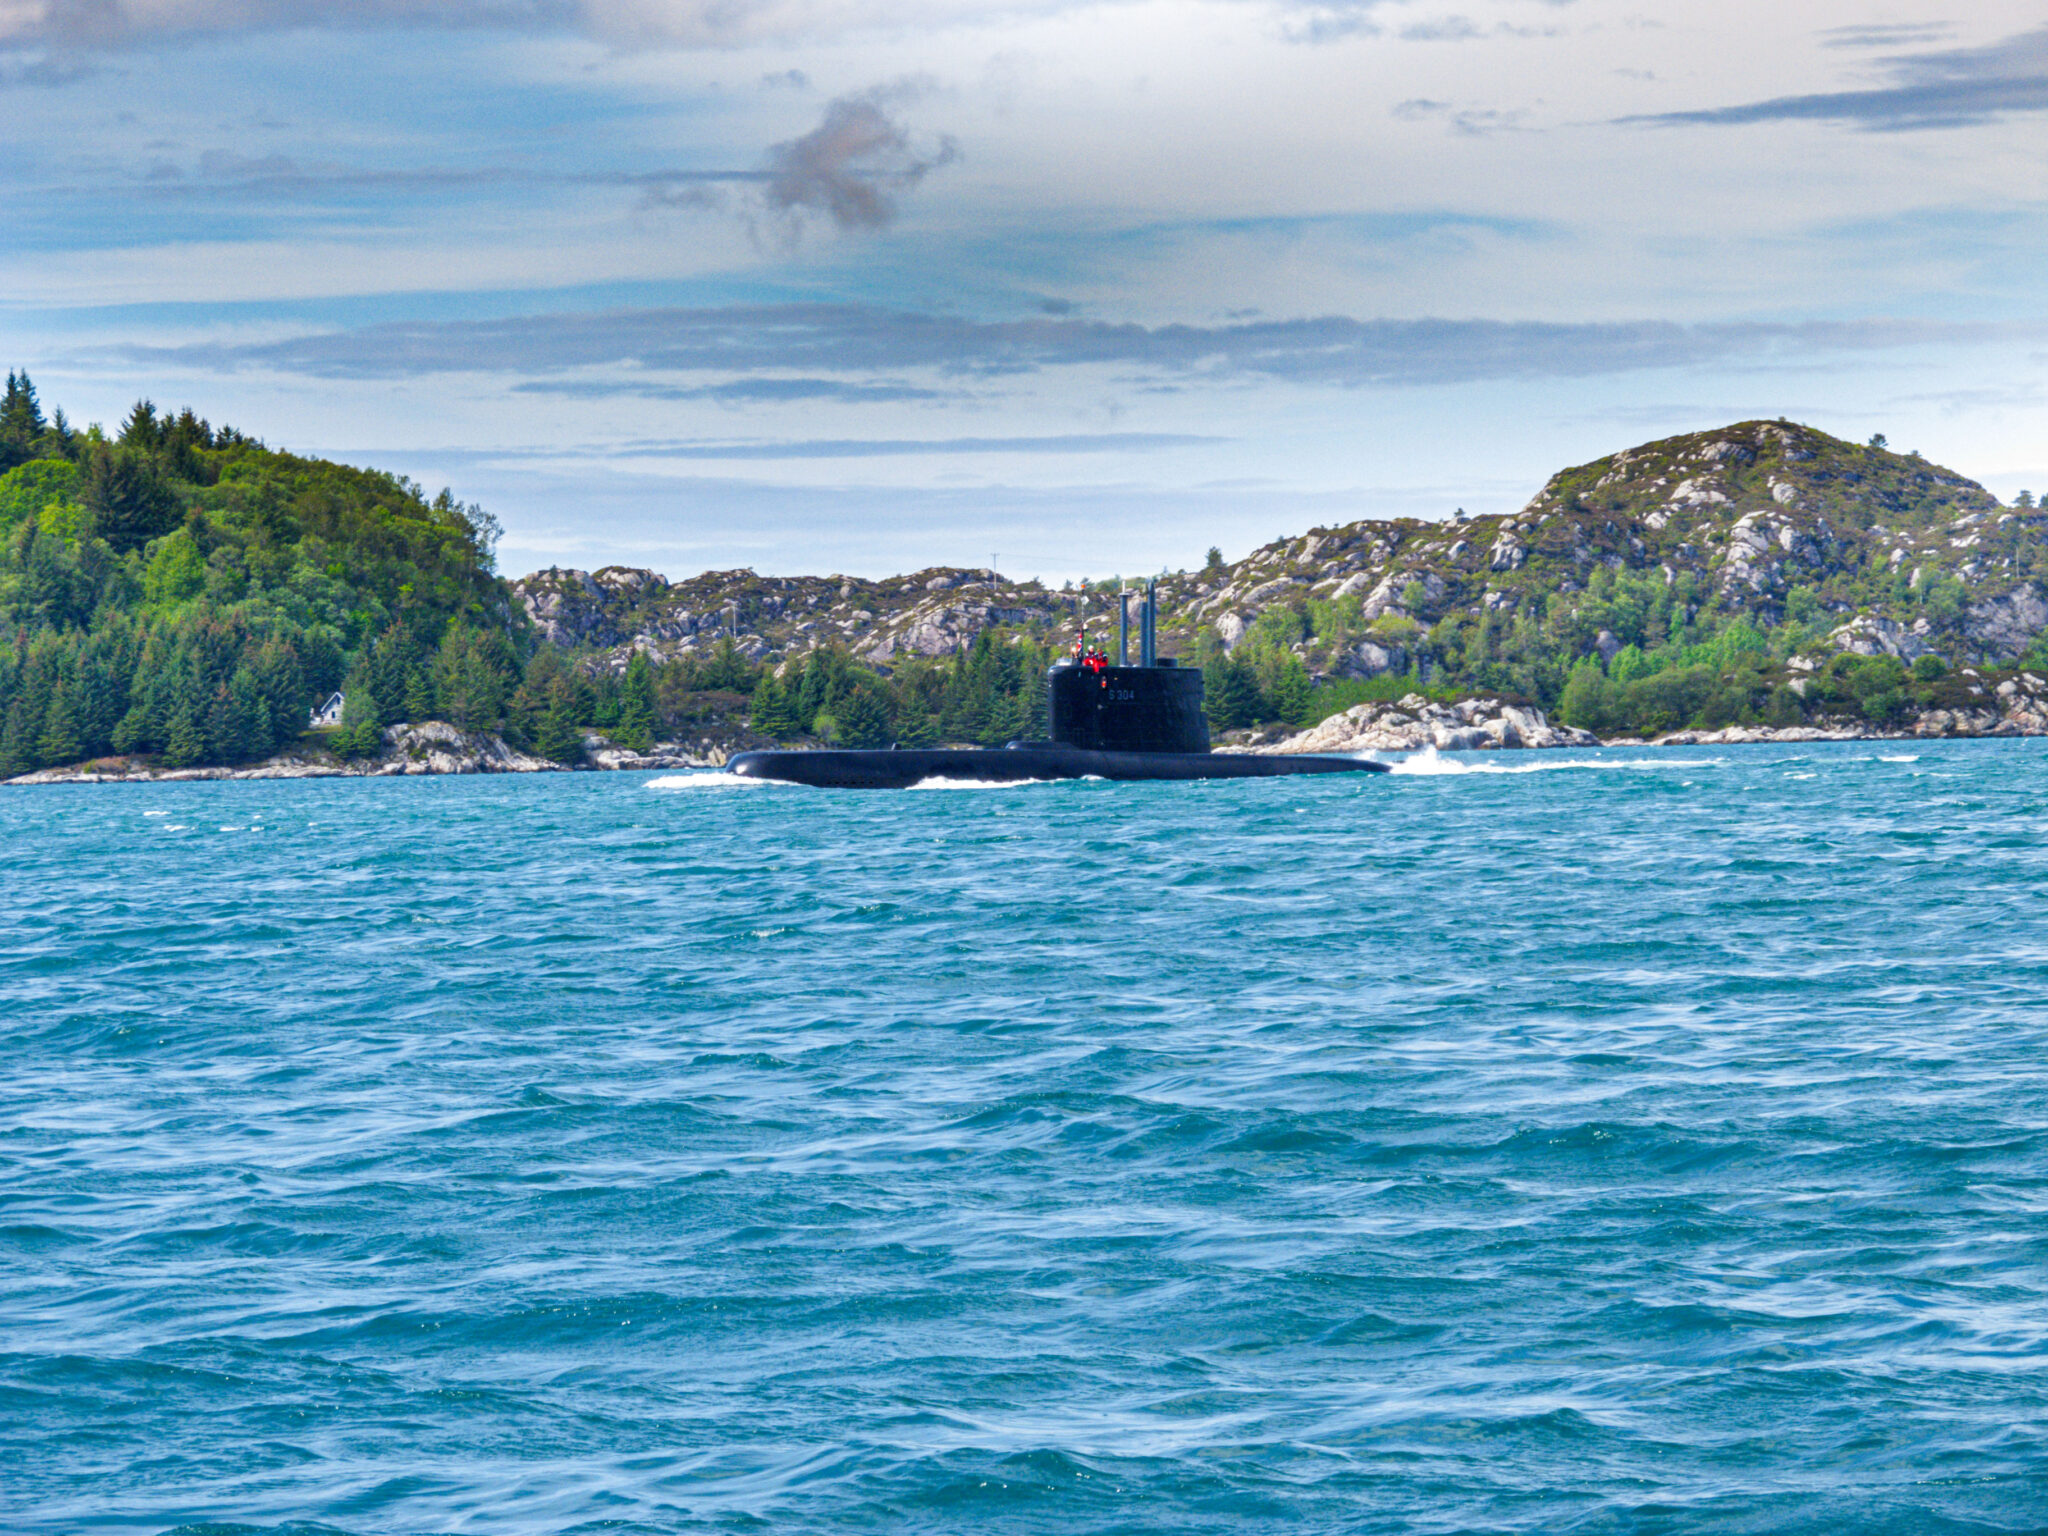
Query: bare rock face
xmin=1828 ymin=615 xmax=1936 ymax=661
xmin=514 ymin=569 xmax=632 ymax=649
xmin=1965 ymin=583 xmax=2048 ymax=655
xmin=1340 ymin=640 xmax=1407 ymax=678
xmin=374 ymin=722 xmax=559 ymax=775
xmin=1250 ymin=695 xmax=1598 ymax=754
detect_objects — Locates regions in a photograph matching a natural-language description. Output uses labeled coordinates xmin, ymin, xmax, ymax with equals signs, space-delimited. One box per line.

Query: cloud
xmin=1819 ymin=23 xmax=1954 ymax=51
xmin=0 ymin=0 xmax=1078 ymax=51
xmin=0 ymin=0 xmax=573 ymax=50
xmin=1390 ymin=96 xmax=1528 ymax=135
xmin=1276 ymin=0 xmax=1384 ymax=45
xmin=613 ymin=432 xmax=1220 ymax=458
xmin=120 ymin=303 xmax=2014 ymax=390
xmin=514 ymin=376 xmax=946 ymax=403
xmin=1623 ymin=24 xmax=2048 ymax=131
xmin=762 ymin=89 xmax=957 ymax=232
xmin=0 ymin=45 xmax=97 ymax=83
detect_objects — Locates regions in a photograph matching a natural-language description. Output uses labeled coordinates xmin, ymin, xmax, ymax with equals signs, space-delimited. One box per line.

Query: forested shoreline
xmin=7 ymin=375 xmax=2047 ymax=781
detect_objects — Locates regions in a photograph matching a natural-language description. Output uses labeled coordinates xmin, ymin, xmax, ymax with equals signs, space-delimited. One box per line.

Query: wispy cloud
xmin=1819 ymin=23 xmax=1955 ymax=51
xmin=1623 ymin=24 xmax=2048 ymax=131
xmin=514 ymin=377 xmax=946 ymax=404
xmin=120 ymin=303 xmax=2013 ymax=389
xmin=0 ymin=0 xmax=1085 ymax=52
xmin=615 ymin=432 xmax=1220 ymax=458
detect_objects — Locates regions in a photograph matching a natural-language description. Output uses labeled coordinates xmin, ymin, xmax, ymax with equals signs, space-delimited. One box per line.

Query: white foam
xmin=1879 ymin=754 xmax=1921 ymax=763
xmin=644 ymin=772 xmax=775 ymax=790
xmin=1386 ymin=746 xmax=1725 ymax=777
xmin=143 ymin=810 xmax=168 ymax=818
xmin=909 ymin=775 xmax=1055 ymax=790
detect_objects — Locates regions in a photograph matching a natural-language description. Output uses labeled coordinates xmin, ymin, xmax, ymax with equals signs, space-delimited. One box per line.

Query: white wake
xmin=1385 ymin=746 xmax=1726 ymax=776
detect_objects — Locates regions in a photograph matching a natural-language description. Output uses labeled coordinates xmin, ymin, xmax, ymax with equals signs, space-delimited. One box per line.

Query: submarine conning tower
xmin=1047 ymin=579 xmax=1209 ymax=754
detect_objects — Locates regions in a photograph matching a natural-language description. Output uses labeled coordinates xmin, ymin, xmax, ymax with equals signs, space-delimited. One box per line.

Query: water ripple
xmin=3 ymin=742 xmax=2048 ymax=1533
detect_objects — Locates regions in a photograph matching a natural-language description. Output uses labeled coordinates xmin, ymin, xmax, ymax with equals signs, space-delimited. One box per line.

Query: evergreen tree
xmin=749 ymin=673 xmax=792 ymax=739
xmin=163 ymin=703 xmax=205 ymax=768
xmin=81 ymin=443 xmax=178 ymax=553
xmin=1268 ymin=653 xmax=1313 ymax=726
xmin=895 ymin=696 xmax=940 ymax=747
xmin=111 ymin=703 xmax=149 ymax=756
xmin=334 ymin=683 xmax=383 ymax=759
xmin=227 ymin=668 xmax=271 ymax=759
xmin=534 ymin=681 xmax=584 ymax=764
xmin=0 ymin=371 xmax=46 ymax=472
xmin=402 ymin=665 xmax=436 ymax=725
xmin=0 ymin=699 xmax=33 ymax=777
xmin=119 ymin=400 xmax=164 ymax=450
xmin=837 ymin=683 xmax=893 ymax=748
xmin=616 ymin=651 xmax=657 ymax=749
xmin=1204 ymin=654 xmax=1264 ymax=731
xmin=35 ymin=674 xmax=81 ymax=767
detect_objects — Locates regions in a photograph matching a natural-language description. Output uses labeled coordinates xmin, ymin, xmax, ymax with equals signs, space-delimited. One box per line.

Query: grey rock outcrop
xmin=1246 ymin=694 xmax=1598 ymax=755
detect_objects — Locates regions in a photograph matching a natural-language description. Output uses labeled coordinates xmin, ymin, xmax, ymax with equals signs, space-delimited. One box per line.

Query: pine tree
xmin=111 ymin=704 xmax=150 ymax=756
xmin=0 ymin=698 xmax=36 ymax=777
xmin=837 ymin=684 xmax=893 ymax=748
xmin=895 ymin=697 xmax=940 ymax=747
xmin=749 ymin=674 xmax=787 ymax=739
xmin=228 ymin=668 xmax=270 ymax=759
xmin=402 ymin=665 xmax=435 ymax=725
xmin=617 ymin=651 xmax=657 ymax=749
xmin=534 ymin=679 xmax=584 ymax=764
xmin=1268 ymin=654 xmax=1313 ymax=727
xmin=1203 ymin=654 xmax=1264 ymax=731
xmin=35 ymin=675 xmax=82 ymax=767
xmin=163 ymin=703 xmax=205 ymax=768
xmin=0 ymin=371 xmax=46 ymax=472
xmin=81 ymin=443 xmax=178 ymax=553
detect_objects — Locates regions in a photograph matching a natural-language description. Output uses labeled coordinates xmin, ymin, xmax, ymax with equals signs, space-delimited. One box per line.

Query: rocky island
xmin=3 ymin=371 xmax=2044 ymax=786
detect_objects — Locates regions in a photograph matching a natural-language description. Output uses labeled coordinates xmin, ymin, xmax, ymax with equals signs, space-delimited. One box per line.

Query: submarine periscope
xmin=728 ymin=581 xmax=1389 ymax=789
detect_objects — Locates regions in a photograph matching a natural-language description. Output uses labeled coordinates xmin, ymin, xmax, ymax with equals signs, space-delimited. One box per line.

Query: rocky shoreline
xmin=9 ymin=690 xmax=2048 ymax=786
xmin=1 ymin=722 xmax=730 ymax=786
xmin=1242 ymin=686 xmax=2048 ymax=756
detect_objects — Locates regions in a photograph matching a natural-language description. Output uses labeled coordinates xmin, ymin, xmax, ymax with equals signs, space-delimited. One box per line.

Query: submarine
xmin=728 ymin=581 xmax=1389 ymax=789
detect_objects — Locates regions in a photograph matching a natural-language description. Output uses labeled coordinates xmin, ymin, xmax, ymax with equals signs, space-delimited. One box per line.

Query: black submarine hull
xmin=727 ymin=746 xmax=1388 ymax=789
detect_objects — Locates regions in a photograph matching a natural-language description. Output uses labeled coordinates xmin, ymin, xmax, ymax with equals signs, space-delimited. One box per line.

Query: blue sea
xmin=5 ymin=741 xmax=2048 ymax=1535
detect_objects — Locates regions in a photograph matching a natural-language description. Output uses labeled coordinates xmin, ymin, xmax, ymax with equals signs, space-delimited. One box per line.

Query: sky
xmin=2 ymin=0 xmax=2044 ymax=582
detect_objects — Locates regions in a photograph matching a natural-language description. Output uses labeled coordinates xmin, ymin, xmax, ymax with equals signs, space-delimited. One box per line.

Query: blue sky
xmin=3 ymin=0 xmax=2044 ymax=581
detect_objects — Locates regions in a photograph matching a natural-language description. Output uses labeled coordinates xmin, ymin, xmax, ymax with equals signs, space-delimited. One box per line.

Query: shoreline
xmin=7 ymin=707 xmax=2046 ymax=786
xmin=0 ymin=721 xmax=730 ymax=788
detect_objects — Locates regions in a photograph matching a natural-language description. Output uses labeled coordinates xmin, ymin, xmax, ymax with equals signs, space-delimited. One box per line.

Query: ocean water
xmin=5 ymin=740 xmax=2048 ymax=1535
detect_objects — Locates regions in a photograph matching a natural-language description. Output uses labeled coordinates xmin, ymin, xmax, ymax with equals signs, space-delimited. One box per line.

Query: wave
xmin=1386 ymin=746 xmax=1726 ymax=776
xmin=909 ymin=776 xmax=1063 ymax=790
xmin=644 ymin=772 xmax=776 ymax=790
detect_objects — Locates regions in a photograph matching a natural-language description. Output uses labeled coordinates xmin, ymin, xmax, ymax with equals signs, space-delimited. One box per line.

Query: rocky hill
xmin=514 ymin=421 xmax=2047 ymax=683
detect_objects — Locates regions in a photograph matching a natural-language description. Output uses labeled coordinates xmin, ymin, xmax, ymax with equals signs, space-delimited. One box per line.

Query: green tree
xmin=81 ymin=443 xmax=178 ymax=553
xmin=1557 ymin=657 xmax=1613 ymax=734
xmin=1204 ymin=653 xmax=1264 ymax=731
xmin=163 ymin=703 xmax=206 ymax=768
xmin=616 ymin=651 xmax=658 ymax=749
xmin=0 ymin=370 xmax=47 ymax=472
xmin=837 ymin=683 xmax=894 ymax=748
xmin=1266 ymin=653 xmax=1313 ymax=725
